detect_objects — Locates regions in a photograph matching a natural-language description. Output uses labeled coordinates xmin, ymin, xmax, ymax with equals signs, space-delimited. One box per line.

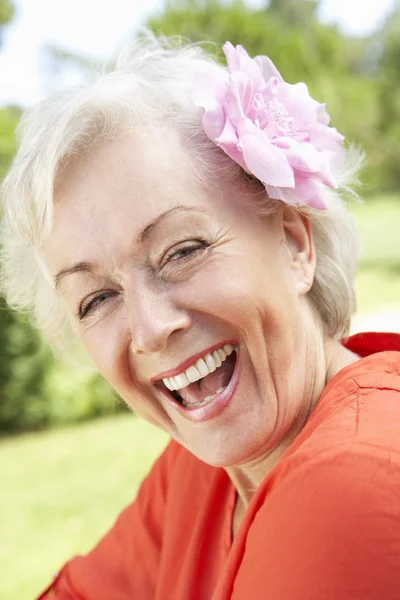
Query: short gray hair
xmin=0 ymin=33 xmax=362 ymax=352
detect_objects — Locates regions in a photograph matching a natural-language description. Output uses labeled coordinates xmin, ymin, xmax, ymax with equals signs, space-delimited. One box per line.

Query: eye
xmin=162 ymin=240 xmax=208 ymax=267
xmin=79 ymin=291 xmax=116 ymax=320
xmin=162 ymin=240 xmax=207 ymax=264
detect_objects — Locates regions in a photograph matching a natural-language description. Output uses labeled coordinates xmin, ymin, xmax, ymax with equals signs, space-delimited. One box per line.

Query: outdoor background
xmin=0 ymin=0 xmax=399 ymax=598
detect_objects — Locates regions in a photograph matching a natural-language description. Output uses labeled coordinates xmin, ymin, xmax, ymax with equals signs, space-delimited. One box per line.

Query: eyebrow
xmin=136 ymin=204 xmax=203 ymax=244
xmin=54 ymin=262 xmax=94 ymax=290
xmin=54 ymin=204 xmax=204 ymax=289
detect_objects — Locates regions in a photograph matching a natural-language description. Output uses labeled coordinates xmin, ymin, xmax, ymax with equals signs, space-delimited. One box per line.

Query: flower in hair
xmin=193 ymin=43 xmax=345 ymax=210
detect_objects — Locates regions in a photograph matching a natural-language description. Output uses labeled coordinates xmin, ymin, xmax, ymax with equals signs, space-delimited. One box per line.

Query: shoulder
xmin=255 ymin=350 xmax=400 ymax=548
xmin=351 ymin=352 xmax=400 ymax=455
xmin=294 ymin=351 xmax=400 ymax=461
xmin=234 ymin=396 xmax=400 ymax=598
xmin=236 ymin=441 xmax=400 ymax=599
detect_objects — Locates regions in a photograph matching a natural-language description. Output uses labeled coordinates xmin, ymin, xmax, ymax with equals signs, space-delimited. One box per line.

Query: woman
xmin=1 ymin=36 xmax=400 ymax=599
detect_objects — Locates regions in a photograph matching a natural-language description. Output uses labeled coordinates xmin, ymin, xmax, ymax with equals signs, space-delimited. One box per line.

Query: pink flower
xmin=193 ymin=43 xmax=345 ymax=210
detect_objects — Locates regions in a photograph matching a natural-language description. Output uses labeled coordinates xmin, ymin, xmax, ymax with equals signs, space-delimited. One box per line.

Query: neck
xmin=225 ymin=331 xmax=360 ymax=516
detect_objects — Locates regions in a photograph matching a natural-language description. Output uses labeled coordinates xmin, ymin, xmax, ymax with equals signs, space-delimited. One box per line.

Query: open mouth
xmin=156 ymin=344 xmax=237 ymax=410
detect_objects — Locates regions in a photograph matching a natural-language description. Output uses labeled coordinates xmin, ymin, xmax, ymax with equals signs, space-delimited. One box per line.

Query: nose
xmin=127 ymin=284 xmax=191 ymax=355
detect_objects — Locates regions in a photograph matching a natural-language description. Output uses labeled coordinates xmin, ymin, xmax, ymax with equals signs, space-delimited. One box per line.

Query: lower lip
xmin=162 ymin=351 xmax=240 ymax=423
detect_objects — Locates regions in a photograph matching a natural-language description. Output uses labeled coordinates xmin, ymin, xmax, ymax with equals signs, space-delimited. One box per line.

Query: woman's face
xmin=43 ymin=130 xmax=317 ymax=467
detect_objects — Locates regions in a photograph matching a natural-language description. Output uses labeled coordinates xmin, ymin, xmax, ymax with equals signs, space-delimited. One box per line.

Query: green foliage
xmin=0 ymin=104 xmax=125 ymax=432
xmin=268 ymin=0 xmax=318 ymax=28
xmin=0 ymin=0 xmax=14 ymax=48
xmin=0 ymin=0 xmax=14 ymax=26
xmin=374 ymin=5 xmax=400 ymax=190
xmin=0 ymin=104 xmax=50 ymax=432
xmin=0 ymin=100 xmax=124 ymax=432
xmin=0 ymin=107 xmax=20 ymax=179
xmin=0 ymin=302 xmax=49 ymax=431
xmin=0 ymin=298 xmax=126 ymax=433
xmin=41 ymin=361 xmax=126 ymax=427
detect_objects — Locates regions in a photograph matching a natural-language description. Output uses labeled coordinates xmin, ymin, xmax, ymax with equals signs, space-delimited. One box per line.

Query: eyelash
xmin=78 ymin=240 xmax=208 ymax=320
xmin=79 ymin=291 xmax=116 ymax=320
xmin=161 ymin=240 xmax=207 ymax=267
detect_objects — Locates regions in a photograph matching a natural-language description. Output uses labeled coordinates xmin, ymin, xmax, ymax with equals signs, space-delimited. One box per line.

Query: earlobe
xmin=282 ymin=206 xmax=316 ymax=296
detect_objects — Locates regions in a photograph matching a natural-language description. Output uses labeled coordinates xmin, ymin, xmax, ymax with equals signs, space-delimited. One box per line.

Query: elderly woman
xmin=1 ymin=36 xmax=400 ymax=599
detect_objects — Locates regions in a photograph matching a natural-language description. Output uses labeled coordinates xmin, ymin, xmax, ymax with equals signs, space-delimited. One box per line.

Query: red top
xmin=38 ymin=332 xmax=400 ymax=599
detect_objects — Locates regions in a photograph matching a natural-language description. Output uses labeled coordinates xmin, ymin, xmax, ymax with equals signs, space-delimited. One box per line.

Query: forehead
xmin=49 ymin=128 xmax=213 ymax=251
xmin=45 ymin=128 xmax=233 ymax=272
xmin=55 ymin=127 xmax=199 ymax=214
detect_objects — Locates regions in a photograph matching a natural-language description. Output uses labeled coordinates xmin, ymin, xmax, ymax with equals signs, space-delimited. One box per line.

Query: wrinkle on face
xmin=42 ymin=127 xmax=352 ymax=484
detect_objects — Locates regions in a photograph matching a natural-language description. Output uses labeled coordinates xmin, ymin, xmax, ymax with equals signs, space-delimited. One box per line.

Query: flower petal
xmin=193 ymin=72 xmax=227 ymax=139
xmin=201 ymin=111 xmax=225 ymax=141
xmin=215 ymin=118 xmax=247 ymax=170
xmin=196 ymin=42 xmax=345 ymax=212
xmin=193 ymin=72 xmax=226 ymax=111
xmin=254 ymin=55 xmax=283 ymax=82
xmin=294 ymin=177 xmax=327 ymax=209
xmin=223 ymin=43 xmax=263 ymax=87
xmin=225 ymin=72 xmax=254 ymax=124
xmin=277 ymin=139 xmax=323 ymax=173
xmin=276 ymin=82 xmax=318 ymax=131
xmin=266 ymin=178 xmax=327 ymax=210
xmin=238 ymin=119 xmax=295 ymax=188
xmin=223 ymin=41 xmax=240 ymax=72
xmin=316 ymin=102 xmax=330 ymax=126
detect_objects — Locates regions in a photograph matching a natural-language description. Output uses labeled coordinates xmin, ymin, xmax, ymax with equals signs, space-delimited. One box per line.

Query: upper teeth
xmin=163 ymin=344 xmax=234 ymax=391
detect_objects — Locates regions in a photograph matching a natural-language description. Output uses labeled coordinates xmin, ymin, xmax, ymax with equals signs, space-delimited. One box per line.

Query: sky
xmin=0 ymin=0 xmax=396 ymax=107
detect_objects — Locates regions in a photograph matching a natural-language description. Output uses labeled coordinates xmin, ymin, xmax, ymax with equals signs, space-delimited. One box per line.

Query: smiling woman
xmin=1 ymin=33 xmax=400 ymax=600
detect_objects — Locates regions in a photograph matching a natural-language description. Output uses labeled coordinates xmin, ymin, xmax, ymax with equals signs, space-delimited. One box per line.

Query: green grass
xmin=355 ymin=268 xmax=400 ymax=314
xmin=351 ymin=195 xmax=400 ymax=314
xmin=351 ymin=195 xmax=400 ymax=268
xmin=0 ymin=415 xmax=168 ymax=600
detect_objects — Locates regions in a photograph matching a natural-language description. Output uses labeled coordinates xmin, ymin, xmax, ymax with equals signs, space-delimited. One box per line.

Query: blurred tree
xmin=0 ymin=4 xmax=124 ymax=432
xmin=0 ymin=101 xmax=58 ymax=432
xmin=0 ymin=0 xmax=14 ymax=45
xmin=0 ymin=0 xmax=13 ymax=25
xmin=0 ymin=105 xmax=20 ymax=179
xmin=44 ymin=44 xmax=99 ymax=71
xmin=0 ymin=301 xmax=51 ymax=431
xmin=268 ymin=0 xmax=318 ymax=28
xmin=0 ymin=293 xmax=123 ymax=432
xmin=375 ymin=3 xmax=400 ymax=191
xmin=149 ymin=0 xmax=331 ymax=79
xmin=0 ymin=2 xmax=49 ymax=433
xmin=41 ymin=42 xmax=99 ymax=85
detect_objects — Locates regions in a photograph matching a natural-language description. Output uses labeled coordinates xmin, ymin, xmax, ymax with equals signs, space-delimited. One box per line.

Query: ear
xmin=281 ymin=206 xmax=316 ymax=296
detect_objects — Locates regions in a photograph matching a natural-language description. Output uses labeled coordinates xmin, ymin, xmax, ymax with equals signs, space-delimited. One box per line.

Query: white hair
xmin=0 ymin=33 xmax=362 ymax=352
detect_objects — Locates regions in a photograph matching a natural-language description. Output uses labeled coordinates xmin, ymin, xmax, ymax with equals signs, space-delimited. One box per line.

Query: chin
xmin=181 ymin=423 xmax=273 ymax=469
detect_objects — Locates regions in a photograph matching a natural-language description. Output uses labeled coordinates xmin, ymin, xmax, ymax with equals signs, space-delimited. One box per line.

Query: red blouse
xmin=38 ymin=332 xmax=400 ymax=599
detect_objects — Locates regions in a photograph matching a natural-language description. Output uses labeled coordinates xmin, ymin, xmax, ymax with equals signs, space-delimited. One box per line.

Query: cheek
xmin=172 ymin=250 xmax=294 ymax=326
xmin=83 ymin=323 xmax=168 ymax=427
xmin=81 ymin=313 xmax=133 ymax=392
